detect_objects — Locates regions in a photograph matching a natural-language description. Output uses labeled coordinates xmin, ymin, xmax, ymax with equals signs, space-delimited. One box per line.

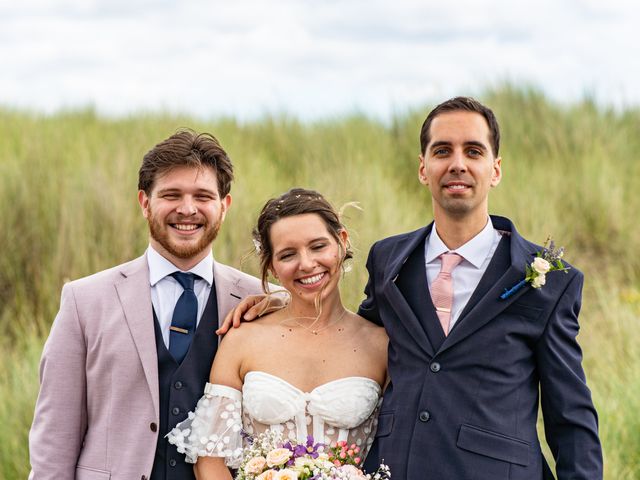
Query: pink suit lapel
xmin=114 ymin=255 xmax=159 ymax=418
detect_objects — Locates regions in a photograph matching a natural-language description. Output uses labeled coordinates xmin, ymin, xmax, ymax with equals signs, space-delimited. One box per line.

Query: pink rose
xmin=274 ymin=469 xmax=299 ymax=480
xmin=266 ymin=448 xmax=292 ymax=467
xmin=244 ymin=456 xmax=267 ymax=475
xmin=256 ymin=470 xmax=277 ymax=480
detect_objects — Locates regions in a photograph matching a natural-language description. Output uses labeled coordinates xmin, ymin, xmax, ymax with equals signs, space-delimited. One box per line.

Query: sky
xmin=1 ymin=0 xmax=639 ymax=121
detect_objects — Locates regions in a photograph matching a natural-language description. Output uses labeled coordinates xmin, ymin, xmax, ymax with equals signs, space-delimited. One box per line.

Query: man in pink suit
xmin=29 ymin=130 xmax=264 ymax=480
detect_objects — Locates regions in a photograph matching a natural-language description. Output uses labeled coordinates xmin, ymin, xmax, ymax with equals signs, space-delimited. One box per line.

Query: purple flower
xmin=283 ymin=435 xmax=325 ymax=466
xmin=303 ymin=435 xmax=324 ymax=459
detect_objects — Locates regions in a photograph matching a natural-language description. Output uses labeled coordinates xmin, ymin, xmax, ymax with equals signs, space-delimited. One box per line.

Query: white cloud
xmin=0 ymin=0 xmax=639 ymax=119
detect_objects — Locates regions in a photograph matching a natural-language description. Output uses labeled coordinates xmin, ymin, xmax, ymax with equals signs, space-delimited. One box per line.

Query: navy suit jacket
xmin=359 ymin=216 xmax=602 ymax=480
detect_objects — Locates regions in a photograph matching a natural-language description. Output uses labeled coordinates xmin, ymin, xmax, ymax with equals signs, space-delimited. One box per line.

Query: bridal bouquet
xmin=235 ymin=430 xmax=390 ymax=480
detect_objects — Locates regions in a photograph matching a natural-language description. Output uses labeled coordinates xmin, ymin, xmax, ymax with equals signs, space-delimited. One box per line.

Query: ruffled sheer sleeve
xmin=166 ymin=383 xmax=244 ymax=468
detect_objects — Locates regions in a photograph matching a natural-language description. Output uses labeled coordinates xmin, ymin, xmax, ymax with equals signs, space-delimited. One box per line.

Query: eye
xmin=278 ymin=252 xmax=294 ymax=261
xmin=467 ymin=148 xmax=482 ymax=157
xmin=311 ymin=243 xmax=327 ymax=251
xmin=162 ymin=194 xmax=179 ymax=200
xmin=196 ymin=194 xmax=215 ymax=201
xmin=434 ymin=148 xmax=449 ymax=156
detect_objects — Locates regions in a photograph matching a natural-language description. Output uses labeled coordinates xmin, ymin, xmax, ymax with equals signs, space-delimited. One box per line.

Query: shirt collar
xmin=147 ymin=244 xmax=214 ymax=286
xmin=426 ymin=217 xmax=496 ymax=269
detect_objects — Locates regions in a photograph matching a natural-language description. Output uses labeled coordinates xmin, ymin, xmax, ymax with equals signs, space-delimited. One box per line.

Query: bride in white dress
xmin=167 ymin=188 xmax=388 ymax=479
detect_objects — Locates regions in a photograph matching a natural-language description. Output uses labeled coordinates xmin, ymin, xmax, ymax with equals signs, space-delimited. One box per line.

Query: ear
xmin=220 ymin=194 xmax=232 ymax=221
xmin=490 ymin=156 xmax=502 ymax=188
xmin=269 ymin=265 xmax=278 ymax=280
xmin=138 ymin=190 xmax=150 ymax=218
xmin=336 ymin=229 xmax=350 ymax=257
xmin=339 ymin=228 xmax=349 ymax=245
xmin=418 ymin=154 xmax=429 ymax=185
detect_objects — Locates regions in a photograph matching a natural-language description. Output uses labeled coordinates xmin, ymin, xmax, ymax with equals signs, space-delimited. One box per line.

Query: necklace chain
xmin=284 ymin=308 xmax=348 ymax=335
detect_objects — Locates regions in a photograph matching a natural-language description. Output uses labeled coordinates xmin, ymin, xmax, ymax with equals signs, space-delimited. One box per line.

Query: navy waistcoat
xmin=150 ymin=283 xmax=219 ymax=480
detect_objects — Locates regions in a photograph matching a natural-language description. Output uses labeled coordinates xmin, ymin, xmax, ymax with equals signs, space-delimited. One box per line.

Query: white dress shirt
xmin=425 ymin=218 xmax=502 ymax=329
xmin=147 ymin=245 xmax=214 ymax=349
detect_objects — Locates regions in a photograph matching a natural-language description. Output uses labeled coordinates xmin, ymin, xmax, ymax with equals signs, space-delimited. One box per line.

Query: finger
xmin=246 ymin=295 xmax=286 ymax=319
xmin=243 ymin=303 xmax=263 ymax=321
xmin=232 ymin=304 xmax=246 ymax=328
xmin=216 ymin=309 xmax=236 ymax=335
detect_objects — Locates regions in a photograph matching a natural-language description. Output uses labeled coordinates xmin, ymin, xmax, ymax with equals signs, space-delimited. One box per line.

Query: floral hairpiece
xmin=252 ymin=238 xmax=262 ymax=254
xmin=500 ymin=237 xmax=569 ymax=300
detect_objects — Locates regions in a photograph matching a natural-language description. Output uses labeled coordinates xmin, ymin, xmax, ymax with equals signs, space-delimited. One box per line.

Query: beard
xmin=439 ymin=197 xmax=475 ymax=217
xmin=147 ymin=207 xmax=223 ymax=260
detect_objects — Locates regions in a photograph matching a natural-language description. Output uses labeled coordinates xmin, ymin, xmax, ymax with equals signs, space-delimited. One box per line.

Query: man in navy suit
xmin=360 ymin=97 xmax=602 ymax=479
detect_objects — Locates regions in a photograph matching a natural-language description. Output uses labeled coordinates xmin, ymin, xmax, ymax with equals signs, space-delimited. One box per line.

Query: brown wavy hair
xmin=138 ymin=129 xmax=234 ymax=197
xmin=253 ymin=188 xmax=353 ymax=292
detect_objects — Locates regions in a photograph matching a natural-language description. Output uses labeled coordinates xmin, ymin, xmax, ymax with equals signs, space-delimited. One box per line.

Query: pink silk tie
xmin=431 ymin=252 xmax=463 ymax=336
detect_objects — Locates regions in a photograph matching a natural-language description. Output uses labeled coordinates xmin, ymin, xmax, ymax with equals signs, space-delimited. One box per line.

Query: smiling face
xmin=268 ymin=213 xmax=347 ymax=307
xmin=138 ymin=165 xmax=231 ymax=269
xmin=419 ymin=110 xmax=501 ymax=223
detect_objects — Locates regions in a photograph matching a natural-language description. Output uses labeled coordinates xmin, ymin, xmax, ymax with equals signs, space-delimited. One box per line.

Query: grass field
xmin=1 ymin=87 xmax=639 ymax=478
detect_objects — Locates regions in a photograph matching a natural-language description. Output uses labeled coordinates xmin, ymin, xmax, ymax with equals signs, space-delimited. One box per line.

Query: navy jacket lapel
xmin=383 ymin=226 xmax=436 ymax=358
xmin=395 ymin=238 xmax=445 ymax=353
xmin=439 ymin=216 xmax=537 ymax=354
xmin=455 ymin=234 xmax=512 ymax=322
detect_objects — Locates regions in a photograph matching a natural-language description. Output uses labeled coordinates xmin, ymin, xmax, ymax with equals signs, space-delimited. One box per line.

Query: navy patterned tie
xmin=169 ymin=272 xmax=198 ymax=363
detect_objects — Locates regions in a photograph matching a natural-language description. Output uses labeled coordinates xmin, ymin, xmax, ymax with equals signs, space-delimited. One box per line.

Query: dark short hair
xmin=253 ymin=188 xmax=353 ymax=292
xmin=138 ymin=129 xmax=234 ymax=196
xmin=419 ymin=96 xmax=500 ymax=156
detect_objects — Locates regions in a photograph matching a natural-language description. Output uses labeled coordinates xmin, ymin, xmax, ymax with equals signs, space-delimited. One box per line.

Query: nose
xmin=298 ymin=250 xmax=317 ymax=271
xmin=448 ymin=150 xmax=467 ymax=174
xmin=176 ymin=196 xmax=197 ymax=216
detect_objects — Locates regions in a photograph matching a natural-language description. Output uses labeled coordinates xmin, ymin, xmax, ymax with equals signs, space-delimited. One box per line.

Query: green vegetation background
xmin=1 ymin=87 xmax=638 ymax=479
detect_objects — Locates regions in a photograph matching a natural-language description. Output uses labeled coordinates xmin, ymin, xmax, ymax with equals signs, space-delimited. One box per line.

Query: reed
xmin=1 ymin=87 xmax=637 ymax=478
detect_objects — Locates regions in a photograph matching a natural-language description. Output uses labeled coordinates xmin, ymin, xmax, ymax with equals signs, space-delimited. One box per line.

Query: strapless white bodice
xmin=167 ymin=371 xmax=382 ymax=468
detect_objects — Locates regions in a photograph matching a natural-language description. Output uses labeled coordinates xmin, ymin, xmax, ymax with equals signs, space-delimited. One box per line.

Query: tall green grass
xmin=1 ymin=88 xmax=638 ymax=478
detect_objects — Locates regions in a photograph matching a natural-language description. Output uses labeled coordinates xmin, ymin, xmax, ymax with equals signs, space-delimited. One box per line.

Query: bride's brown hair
xmin=253 ymin=188 xmax=353 ymax=292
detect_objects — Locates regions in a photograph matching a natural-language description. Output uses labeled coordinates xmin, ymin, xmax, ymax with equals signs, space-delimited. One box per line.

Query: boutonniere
xmin=500 ymin=237 xmax=570 ymax=300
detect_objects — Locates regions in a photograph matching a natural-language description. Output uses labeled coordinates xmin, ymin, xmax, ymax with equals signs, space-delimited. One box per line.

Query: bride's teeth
xmin=299 ymin=273 xmax=324 ymax=285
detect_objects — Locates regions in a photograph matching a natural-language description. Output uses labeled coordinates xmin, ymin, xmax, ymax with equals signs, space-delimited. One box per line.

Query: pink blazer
xmin=29 ymin=254 xmax=264 ymax=480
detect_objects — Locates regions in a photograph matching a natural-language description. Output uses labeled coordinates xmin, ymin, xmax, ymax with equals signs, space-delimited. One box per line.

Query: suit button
xmin=150 ymin=422 xmax=157 ymax=432
xmin=419 ymin=410 xmax=431 ymax=422
xmin=430 ymin=362 xmax=441 ymax=373
xmin=141 ymin=476 xmax=147 ymax=480
xmin=172 ymin=407 xmax=180 ymax=415
xmin=174 ymin=381 xmax=183 ymax=389
xmin=169 ymin=459 xmax=177 ymax=467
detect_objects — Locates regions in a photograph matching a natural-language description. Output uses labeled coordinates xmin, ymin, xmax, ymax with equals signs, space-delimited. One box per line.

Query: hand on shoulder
xmin=216 ymin=292 xmax=288 ymax=335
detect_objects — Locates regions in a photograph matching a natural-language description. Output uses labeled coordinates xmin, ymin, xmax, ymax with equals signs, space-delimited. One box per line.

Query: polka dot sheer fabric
xmin=167 ymin=371 xmax=382 ymax=468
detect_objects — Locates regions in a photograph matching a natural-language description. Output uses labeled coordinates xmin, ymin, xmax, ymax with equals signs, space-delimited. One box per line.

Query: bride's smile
xmin=269 ymin=212 xmax=348 ymax=307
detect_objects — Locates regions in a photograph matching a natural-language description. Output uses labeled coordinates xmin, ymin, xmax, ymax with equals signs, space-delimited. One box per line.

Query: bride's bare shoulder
xmin=219 ymin=312 xmax=283 ymax=346
xmin=351 ymin=312 xmax=387 ymax=346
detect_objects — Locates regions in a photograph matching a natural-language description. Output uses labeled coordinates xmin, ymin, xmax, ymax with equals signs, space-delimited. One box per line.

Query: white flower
xmin=266 ymin=448 xmax=293 ymax=467
xmin=531 ymin=274 xmax=546 ymax=288
xmin=337 ymin=464 xmax=368 ymax=478
xmin=253 ymin=238 xmax=262 ymax=253
xmin=532 ymin=257 xmax=551 ymax=275
xmin=294 ymin=456 xmax=316 ymax=469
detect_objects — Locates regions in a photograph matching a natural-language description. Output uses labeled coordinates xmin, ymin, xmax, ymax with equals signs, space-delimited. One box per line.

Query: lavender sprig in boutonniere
xmin=500 ymin=237 xmax=570 ymax=300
